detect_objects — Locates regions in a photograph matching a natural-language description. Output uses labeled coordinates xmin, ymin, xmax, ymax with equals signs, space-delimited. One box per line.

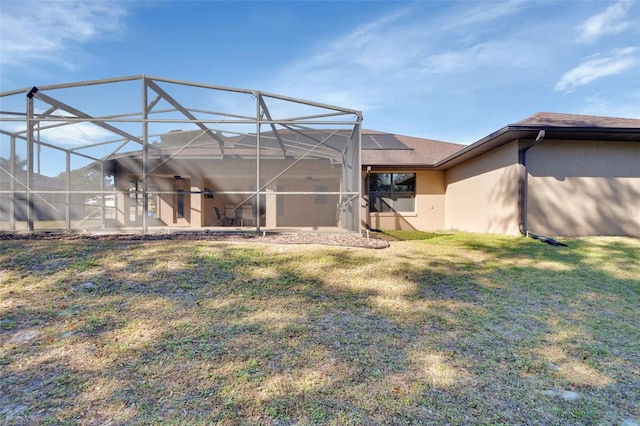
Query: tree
xmin=56 ymin=167 xmax=114 ymax=191
xmin=0 ymin=155 xmax=27 ymax=172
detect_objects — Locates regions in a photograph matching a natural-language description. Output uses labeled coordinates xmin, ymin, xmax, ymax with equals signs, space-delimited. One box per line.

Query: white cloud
xmin=286 ymin=8 xmax=413 ymax=78
xmin=425 ymin=48 xmax=483 ymax=74
xmin=269 ymin=8 xmax=413 ymax=110
xmin=584 ymin=92 xmax=640 ymax=118
xmin=3 ymin=119 xmax=116 ymax=147
xmin=41 ymin=122 xmax=116 ymax=147
xmin=577 ymin=0 xmax=634 ymax=42
xmin=443 ymin=0 xmax=526 ymax=29
xmin=0 ymin=1 xmax=127 ymax=68
xmin=554 ymin=47 xmax=639 ymax=92
xmin=585 ymin=92 xmax=610 ymax=110
xmin=269 ymin=2 xmax=531 ymax=110
xmin=422 ymin=40 xmax=544 ymax=74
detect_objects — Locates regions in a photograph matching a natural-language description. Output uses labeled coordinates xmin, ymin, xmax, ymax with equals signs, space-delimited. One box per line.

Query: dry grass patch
xmin=1 ymin=232 xmax=639 ymax=425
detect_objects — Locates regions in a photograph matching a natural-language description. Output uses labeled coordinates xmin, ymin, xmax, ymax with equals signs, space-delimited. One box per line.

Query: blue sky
xmin=1 ymin=0 xmax=639 ymax=144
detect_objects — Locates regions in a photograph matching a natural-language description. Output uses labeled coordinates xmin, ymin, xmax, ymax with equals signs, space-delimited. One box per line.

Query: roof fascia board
xmin=434 ymin=126 xmax=524 ymax=169
xmin=506 ymin=124 xmax=640 ymax=134
xmin=435 ymin=124 xmax=640 ymax=169
xmin=363 ymin=164 xmax=438 ymax=170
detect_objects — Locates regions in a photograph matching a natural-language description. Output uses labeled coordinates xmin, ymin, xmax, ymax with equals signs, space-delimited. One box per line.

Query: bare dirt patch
xmin=0 ymin=231 xmax=390 ymax=249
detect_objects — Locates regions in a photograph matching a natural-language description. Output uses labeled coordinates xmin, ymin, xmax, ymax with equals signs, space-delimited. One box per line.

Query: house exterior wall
xmin=526 ymin=140 xmax=640 ymax=237
xmin=364 ymin=170 xmax=446 ymax=231
xmin=113 ymin=157 xmax=345 ymax=229
xmin=444 ymin=142 xmax=520 ymax=235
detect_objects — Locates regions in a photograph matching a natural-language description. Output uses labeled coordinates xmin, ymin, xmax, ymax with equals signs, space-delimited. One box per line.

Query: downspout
xmin=518 ymin=130 xmax=545 ymax=236
xmin=518 ymin=129 xmax=567 ymax=246
xmin=364 ymin=166 xmax=371 ymax=231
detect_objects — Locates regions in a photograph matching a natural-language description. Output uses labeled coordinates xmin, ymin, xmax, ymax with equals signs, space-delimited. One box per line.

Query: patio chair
xmin=225 ymin=205 xmax=237 ymax=226
xmin=214 ymin=206 xmax=232 ymax=226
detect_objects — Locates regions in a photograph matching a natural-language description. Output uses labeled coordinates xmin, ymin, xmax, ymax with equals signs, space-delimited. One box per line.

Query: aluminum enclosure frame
xmin=1 ymin=76 xmax=362 ymax=234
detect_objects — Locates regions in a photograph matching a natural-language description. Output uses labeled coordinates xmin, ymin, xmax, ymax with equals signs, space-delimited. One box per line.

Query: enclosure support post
xmin=66 ymin=151 xmax=71 ymax=230
xmin=26 ymin=90 xmax=35 ymax=232
xmin=9 ymin=136 xmax=16 ymax=231
xmin=357 ymin=119 xmax=363 ymax=233
xmin=142 ymin=77 xmax=149 ymax=234
xmin=255 ymin=94 xmax=261 ymax=234
xmin=100 ymin=161 xmax=106 ymax=229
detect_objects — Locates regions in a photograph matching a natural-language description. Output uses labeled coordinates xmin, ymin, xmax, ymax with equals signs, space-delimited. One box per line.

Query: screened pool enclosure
xmin=0 ymin=76 xmax=362 ymax=233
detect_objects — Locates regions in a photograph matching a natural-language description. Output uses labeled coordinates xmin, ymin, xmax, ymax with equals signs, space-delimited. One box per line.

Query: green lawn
xmin=1 ymin=232 xmax=639 ymax=425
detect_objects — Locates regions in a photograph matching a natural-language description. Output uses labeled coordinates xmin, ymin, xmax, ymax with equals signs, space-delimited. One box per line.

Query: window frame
xmin=368 ymin=172 xmax=416 ymax=214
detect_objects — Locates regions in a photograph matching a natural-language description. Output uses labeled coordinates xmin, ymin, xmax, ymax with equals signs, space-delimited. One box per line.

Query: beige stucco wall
xmin=444 ymin=142 xmax=520 ymax=235
xmin=526 ymin=140 xmax=640 ymax=237
xmin=115 ymin=157 xmax=344 ymax=229
xmin=365 ymin=170 xmax=446 ymax=231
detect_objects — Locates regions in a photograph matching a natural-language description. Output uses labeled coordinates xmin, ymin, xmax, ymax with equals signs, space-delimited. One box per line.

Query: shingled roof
xmin=515 ymin=112 xmax=640 ymax=129
xmin=436 ymin=112 xmax=640 ymax=169
xmin=361 ymin=130 xmax=464 ymax=168
xmin=111 ymin=112 xmax=638 ymax=171
xmin=363 ymin=112 xmax=639 ymax=170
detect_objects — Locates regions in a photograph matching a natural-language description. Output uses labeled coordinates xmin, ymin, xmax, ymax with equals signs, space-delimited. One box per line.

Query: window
xmin=276 ymin=185 xmax=284 ymax=217
xmin=315 ymin=185 xmax=328 ymax=204
xmin=177 ymin=190 xmax=184 ymax=218
xmin=369 ymin=173 xmax=415 ymax=213
xmin=129 ymin=180 xmax=141 ymax=221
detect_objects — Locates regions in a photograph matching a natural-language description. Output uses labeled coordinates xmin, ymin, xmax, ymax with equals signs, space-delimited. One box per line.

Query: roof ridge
xmin=515 ymin=111 xmax=640 ymax=127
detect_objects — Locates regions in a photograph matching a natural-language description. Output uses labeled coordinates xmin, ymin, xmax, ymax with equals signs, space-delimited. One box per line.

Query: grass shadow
xmin=1 ymin=234 xmax=639 ymax=424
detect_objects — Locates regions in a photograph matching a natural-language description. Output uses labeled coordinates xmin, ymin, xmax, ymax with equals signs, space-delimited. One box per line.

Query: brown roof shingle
xmin=362 ymin=130 xmax=464 ymax=167
xmin=436 ymin=111 xmax=640 ymax=169
xmin=515 ymin=112 xmax=640 ymax=129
